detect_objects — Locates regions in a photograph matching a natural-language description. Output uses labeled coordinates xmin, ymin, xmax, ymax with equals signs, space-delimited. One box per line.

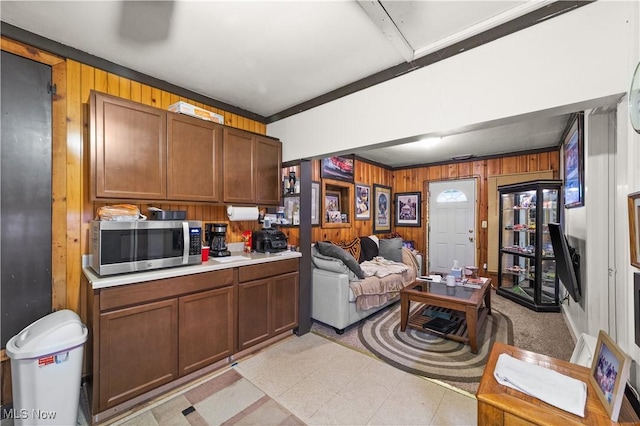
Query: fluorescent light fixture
xmin=451 ymin=154 xmax=474 ymax=161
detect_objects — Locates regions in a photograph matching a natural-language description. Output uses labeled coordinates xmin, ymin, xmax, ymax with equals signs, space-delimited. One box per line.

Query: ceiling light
xmin=419 ymin=137 xmax=442 ymax=144
xmin=451 ymin=154 xmax=474 ymax=161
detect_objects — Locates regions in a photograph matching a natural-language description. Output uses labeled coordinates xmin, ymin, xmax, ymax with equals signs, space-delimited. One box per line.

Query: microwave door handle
xmin=182 ymin=222 xmax=189 ymax=264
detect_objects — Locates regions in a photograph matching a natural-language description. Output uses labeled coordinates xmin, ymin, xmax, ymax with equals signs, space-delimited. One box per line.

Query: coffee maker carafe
xmin=205 ymin=223 xmax=230 ymax=257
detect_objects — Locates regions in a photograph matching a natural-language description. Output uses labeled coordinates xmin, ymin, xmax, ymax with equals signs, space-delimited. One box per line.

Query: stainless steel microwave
xmin=90 ymin=220 xmax=202 ymax=276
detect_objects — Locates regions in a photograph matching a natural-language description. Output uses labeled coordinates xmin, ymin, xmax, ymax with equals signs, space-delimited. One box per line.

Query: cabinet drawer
xmin=238 ymin=258 xmax=298 ymax=283
xmin=100 ymin=269 xmax=234 ymax=311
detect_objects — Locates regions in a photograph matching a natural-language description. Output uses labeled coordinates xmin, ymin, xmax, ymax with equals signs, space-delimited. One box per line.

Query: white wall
xmin=268 ymin=0 xmax=640 ymax=388
xmin=268 ymin=1 xmax=637 ymax=163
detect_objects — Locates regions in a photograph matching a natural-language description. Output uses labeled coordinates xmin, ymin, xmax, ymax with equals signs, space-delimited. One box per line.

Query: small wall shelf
xmin=321 ymin=179 xmax=353 ymax=229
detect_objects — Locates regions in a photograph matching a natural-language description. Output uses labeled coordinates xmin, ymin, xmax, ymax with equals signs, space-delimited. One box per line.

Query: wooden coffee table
xmin=400 ymin=278 xmax=491 ymax=353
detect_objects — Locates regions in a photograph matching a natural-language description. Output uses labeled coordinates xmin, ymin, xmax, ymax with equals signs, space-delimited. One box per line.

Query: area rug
xmin=311 ymin=289 xmax=576 ymax=394
xmin=357 ymin=302 xmax=513 ymax=394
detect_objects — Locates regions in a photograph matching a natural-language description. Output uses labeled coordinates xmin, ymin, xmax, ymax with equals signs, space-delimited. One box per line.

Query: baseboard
xmin=561 ymin=303 xmax=579 ymax=346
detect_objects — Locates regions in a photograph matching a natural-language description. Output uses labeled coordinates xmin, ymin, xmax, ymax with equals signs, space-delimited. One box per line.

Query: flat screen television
xmin=548 ymin=222 xmax=581 ymax=303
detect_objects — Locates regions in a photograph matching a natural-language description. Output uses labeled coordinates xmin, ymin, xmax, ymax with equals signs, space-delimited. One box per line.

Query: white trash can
xmin=6 ymin=310 xmax=88 ymax=426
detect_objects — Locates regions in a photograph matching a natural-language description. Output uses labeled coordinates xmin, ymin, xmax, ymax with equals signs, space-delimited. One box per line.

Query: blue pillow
xmin=315 ymin=241 xmax=365 ymax=279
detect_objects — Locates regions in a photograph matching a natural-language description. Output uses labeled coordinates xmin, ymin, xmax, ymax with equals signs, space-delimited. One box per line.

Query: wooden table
xmin=477 ymin=342 xmax=640 ymax=425
xmin=399 ymin=278 xmax=491 ymax=353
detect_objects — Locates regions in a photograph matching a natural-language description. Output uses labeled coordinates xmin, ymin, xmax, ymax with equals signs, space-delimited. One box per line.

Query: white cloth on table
xmin=493 ymin=353 xmax=587 ymax=417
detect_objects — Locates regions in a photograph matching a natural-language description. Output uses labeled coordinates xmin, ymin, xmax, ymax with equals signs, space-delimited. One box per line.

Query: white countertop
xmin=83 ymin=250 xmax=302 ymax=290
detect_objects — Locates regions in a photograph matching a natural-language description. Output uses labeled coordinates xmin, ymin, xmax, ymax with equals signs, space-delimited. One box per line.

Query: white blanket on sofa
xmin=360 ymin=257 xmax=409 ymax=278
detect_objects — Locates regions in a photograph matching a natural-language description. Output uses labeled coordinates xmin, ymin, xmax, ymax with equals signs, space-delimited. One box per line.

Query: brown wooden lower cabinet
xmin=272 ymin=272 xmax=299 ymax=335
xmin=238 ymin=278 xmax=272 ymax=351
xmin=99 ymin=299 xmax=178 ymax=410
xmin=179 ymin=286 xmax=235 ymax=376
xmin=237 ymin=259 xmax=299 ymax=351
xmin=90 ymin=259 xmax=299 ymax=420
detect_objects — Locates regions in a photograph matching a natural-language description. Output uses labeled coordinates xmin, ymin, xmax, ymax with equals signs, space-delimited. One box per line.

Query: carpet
xmin=311 ymin=289 xmax=576 ymax=395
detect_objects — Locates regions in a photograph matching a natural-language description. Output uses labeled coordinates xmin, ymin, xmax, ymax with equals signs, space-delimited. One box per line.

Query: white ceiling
xmin=0 ymin=0 xmax=578 ymax=167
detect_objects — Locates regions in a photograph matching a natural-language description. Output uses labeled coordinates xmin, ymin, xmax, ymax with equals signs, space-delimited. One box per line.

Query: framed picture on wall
xmin=635 ymin=273 xmax=640 ymax=348
xmin=629 ymin=191 xmax=640 ymax=268
xmin=373 ymin=184 xmax=391 ymax=233
xmin=563 ymin=113 xmax=584 ymax=208
xmin=321 ymin=155 xmax=354 ymax=182
xmin=355 ymin=183 xmax=371 ymax=220
xmin=394 ymin=192 xmax=421 ymax=227
xmin=311 ymin=181 xmax=320 ymax=226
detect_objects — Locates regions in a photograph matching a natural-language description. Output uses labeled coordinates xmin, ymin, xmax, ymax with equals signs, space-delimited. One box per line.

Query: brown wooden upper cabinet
xmin=223 ymin=129 xmax=282 ymax=205
xmin=90 ymin=91 xmax=281 ymax=205
xmin=90 ymin=91 xmax=167 ymax=200
xmin=167 ymin=112 xmax=222 ymax=202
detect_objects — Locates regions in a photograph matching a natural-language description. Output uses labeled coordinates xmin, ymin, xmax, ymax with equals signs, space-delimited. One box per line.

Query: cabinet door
xmin=271 ymin=272 xmax=299 ymax=335
xmin=91 ymin=92 xmax=166 ymax=200
xmin=222 ymin=128 xmax=255 ymax=204
xmin=237 ymin=279 xmax=270 ymax=351
xmin=178 ymin=286 xmax=234 ymax=376
xmin=99 ymin=299 xmax=178 ymax=410
xmin=167 ymin=113 xmax=222 ymax=201
xmin=255 ymin=136 xmax=282 ymax=205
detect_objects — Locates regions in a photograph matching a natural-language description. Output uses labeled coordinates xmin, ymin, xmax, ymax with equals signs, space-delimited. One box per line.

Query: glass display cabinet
xmin=497 ymin=180 xmax=563 ymax=312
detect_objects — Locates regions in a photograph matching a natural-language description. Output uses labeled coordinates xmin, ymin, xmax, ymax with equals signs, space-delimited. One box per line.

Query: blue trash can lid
xmin=5 ymin=310 xmax=88 ymax=360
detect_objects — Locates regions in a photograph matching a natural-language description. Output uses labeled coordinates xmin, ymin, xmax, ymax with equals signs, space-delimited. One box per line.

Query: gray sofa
xmin=311 ymin=237 xmax=421 ymax=334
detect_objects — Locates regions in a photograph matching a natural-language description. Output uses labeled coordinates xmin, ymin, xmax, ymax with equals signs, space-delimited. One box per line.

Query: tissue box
xmin=168 ymin=101 xmax=224 ymax=124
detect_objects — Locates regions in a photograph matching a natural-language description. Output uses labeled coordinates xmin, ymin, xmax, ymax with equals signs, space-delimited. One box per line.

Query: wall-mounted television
xmin=548 ymin=222 xmax=581 ymax=303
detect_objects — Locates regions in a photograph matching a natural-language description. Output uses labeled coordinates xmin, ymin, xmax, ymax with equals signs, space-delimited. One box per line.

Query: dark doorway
xmin=1 ymin=51 xmax=53 ymax=347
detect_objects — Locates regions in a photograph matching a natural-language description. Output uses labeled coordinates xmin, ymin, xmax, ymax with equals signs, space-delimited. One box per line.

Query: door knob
xmin=469 ymin=236 xmax=474 ymax=242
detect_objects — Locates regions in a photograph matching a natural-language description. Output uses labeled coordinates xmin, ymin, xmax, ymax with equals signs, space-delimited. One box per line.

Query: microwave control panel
xmin=189 ymin=227 xmax=202 ymax=255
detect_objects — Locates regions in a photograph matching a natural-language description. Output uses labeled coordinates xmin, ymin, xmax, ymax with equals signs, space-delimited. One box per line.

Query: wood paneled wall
xmin=284 ymin=151 xmax=559 ymax=276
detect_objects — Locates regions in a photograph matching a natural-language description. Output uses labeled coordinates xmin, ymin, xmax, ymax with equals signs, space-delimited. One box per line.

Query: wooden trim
xmin=1 ymin=35 xmax=64 ymax=65
xmin=52 ymin=60 xmax=68 ymax=310
xmin=1 ymin=349 xmax=8 ymax=362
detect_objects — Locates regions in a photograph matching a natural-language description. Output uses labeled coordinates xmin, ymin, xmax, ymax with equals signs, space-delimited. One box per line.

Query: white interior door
xmin=428 ymin=179 xmax=477 ymax=274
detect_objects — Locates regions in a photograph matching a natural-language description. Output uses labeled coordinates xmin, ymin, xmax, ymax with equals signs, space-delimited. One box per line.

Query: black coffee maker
xmin=205 ymin=223 xmax=230 ymax=257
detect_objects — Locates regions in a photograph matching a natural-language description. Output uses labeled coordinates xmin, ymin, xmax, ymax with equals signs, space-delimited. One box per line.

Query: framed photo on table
xmin=394 ymin=192 xmax=421 ymax=227
xmin=355 ymin=183 xmax=371 ymax=220
xmin=563 ymin=113 xmax=584 ymax=208
xmin=373 ymin=184 xmax=391 ymax=233
xmin=589 ymin=330 xmax=631 ymax=421
xmin=628 ymin=191 xmax=640 ymax=268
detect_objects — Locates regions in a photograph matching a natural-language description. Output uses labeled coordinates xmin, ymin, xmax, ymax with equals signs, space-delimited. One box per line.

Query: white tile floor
xmin=234 ymin=332 xmax=477 ymax=425
xmin=2 ymin=331 xmax=475 ymax=426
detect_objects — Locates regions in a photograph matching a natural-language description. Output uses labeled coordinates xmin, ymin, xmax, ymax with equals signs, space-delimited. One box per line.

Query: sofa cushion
xmin=312 ymin=253 xmax=359 ymax=281
xmin=359 ymin=236 xmax=379 ymax=262
xmin=379 ymin=237 xmax=403 ymax=262
xmin=316 ymin=241 xmax=365 ymax=279
xmin=333 ymin=238 xmax=361 ymax=262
